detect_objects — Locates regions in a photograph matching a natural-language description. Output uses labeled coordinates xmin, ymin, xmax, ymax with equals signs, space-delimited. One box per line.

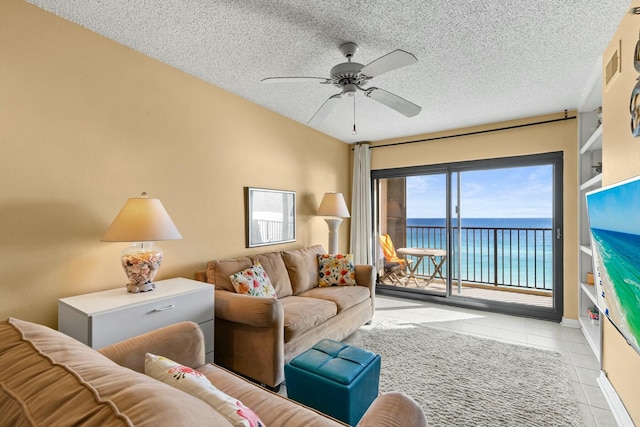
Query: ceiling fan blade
xmin=308 ymin=94 xmax=342 ymax=125
xmin=366 ymin=87 xmax=421 ymax=117
xmin=261 ymin=77 xmax=330 ymax=84
xmin=361 ymin=49 xmax=417 ymax=78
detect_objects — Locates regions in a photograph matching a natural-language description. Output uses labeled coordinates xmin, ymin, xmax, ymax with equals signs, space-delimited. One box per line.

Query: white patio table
xmin=396 ymin=247 xmax=447 ymax=287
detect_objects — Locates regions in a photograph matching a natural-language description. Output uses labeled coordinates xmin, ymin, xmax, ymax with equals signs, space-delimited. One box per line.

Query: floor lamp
xmin=317 ymin=192 xmax=350 ymax=254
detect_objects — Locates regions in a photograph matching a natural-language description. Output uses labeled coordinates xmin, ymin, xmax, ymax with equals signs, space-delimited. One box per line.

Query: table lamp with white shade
xmin=101 ymin=192 xmax=182 ymax=293
xmin=317 ymin=192 xmax=350 ymax=254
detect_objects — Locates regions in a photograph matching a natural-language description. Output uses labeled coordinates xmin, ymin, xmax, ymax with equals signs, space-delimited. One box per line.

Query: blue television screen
xmin=586 ymin=175 xmax=640 ymax=354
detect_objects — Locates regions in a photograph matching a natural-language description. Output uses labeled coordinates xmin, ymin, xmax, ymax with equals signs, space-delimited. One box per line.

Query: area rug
xmin=348 ymin=321 xmax=584 ymax=427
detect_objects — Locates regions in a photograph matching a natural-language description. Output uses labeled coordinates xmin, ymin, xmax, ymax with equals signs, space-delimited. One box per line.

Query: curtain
xmin=350 ymin=143 xmax=372 ymax=265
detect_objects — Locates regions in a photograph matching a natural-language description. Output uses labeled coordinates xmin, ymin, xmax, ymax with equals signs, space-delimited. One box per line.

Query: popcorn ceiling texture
xmin=26 ymin=0 xmax=628 ymax=143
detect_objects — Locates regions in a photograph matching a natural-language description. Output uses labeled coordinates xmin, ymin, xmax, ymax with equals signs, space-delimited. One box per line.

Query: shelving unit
xmin=577 ymin=58 xmax=603 ymax=361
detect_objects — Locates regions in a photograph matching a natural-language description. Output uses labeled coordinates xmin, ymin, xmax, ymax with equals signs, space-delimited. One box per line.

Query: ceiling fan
xmin=262 ymin=42 xmax=422 ymax=127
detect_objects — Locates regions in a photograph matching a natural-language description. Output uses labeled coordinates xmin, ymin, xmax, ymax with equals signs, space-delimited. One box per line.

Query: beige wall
xmin=0 ymin=0 xmax=352 ymax=327
xmin=371 ymin=112 xmax=579 ymax=318
xmin=600 ymin=1 xmax=640 ymax=422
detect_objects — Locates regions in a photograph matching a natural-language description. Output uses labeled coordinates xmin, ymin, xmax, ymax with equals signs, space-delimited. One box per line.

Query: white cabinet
xmin=577 ymin=58 xmax=603 ymax=361
xmin=58 ymin=277 xmax=215 ymax=362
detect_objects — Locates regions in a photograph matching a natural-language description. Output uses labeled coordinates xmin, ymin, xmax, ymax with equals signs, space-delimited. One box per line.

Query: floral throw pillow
xmin=318 ymin=253 xmax=357 ymax=287
xmin=144 ymin=353 xmax=265 ymax=427
xmin=229 ymin=263 xmax=277 ymax=299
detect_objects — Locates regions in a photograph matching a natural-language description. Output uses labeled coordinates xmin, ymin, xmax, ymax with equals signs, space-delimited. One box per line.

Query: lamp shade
xmin=101 ymin=195 xmax=182 ymax=242
xmin=317 ymin=192 xmax=350 ymax=218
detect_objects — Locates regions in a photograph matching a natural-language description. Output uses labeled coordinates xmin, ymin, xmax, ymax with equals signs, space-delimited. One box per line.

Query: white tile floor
xmin=348 ymin=295 xmax=619 ymax=427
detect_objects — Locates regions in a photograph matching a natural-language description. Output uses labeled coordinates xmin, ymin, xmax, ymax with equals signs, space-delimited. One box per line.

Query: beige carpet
xmin=348 ymin=321 xmax=584 ymax=427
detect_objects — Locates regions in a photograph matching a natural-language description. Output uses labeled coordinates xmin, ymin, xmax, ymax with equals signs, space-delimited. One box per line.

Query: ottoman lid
xmin=290 ymin=339 xmax=377 ymax=385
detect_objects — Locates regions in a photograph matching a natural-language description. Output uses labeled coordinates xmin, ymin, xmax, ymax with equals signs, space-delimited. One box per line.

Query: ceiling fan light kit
xmin=262 ymin=42 xmax=422 ymax=128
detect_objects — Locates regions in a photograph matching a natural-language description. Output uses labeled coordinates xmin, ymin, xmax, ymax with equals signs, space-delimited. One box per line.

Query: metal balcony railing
xmin=406 ymin=225 xmax=553 ymax=290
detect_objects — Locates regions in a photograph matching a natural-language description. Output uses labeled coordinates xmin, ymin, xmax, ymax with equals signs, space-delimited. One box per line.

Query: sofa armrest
xmin=99 ymin=321 xmax=205 ymax=373
xmin=355 ymin=264 xmax=376 ymax=314
xmin=194 ymin=269 xmax=207 ymax=282
xmin=357 ymin=392 xmax=427 ymax=427
xmin=355 ymin=264 xmax=376 ymax=290
xmin=215 ymin=289 xmax=283 ymax=327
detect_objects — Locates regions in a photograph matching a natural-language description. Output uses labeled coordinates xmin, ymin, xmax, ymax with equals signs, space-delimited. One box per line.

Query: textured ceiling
xmin=27 ymin=0 xmax=629 ymax=143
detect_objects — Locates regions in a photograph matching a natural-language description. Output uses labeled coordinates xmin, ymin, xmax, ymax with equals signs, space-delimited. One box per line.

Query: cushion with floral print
xmin=318 ymin=253 xmax=357 ymax=287
xmin=145 ymin=353 xmax=265 ymax=427
xmin=229 ymin=263 xmax=277 ymax=299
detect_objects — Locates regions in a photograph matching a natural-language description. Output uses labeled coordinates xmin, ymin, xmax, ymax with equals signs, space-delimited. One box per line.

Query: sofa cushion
xmin=281 ymin=245 xmax=325 ymax=295
xmin=207 ymin=257 xmax=253 ymax=292
xmin=318 ymin=253 xmax=357 ymax=287
xmin=145 ymin=353 xmax=264 ymax=427
xmin=0 ymin=318 xmax=229 ymax=427
xmin=298 ymin=286 xmax=371 ymax=313
xmin=252 ymin=251 xmax=293 ymax=298
xmin=230 ymin=263 xmax=278 ymax=299
xmin=280 ymin=296 xmax=337 ymax=342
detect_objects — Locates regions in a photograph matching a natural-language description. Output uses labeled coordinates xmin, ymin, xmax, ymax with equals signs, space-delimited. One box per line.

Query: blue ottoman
xmin=284 ymin=339 xmax=381 ymax=426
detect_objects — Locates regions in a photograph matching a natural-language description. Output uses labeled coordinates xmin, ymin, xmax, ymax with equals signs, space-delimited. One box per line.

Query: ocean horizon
xmin=407 ymin=217 xmax=553 ymax=228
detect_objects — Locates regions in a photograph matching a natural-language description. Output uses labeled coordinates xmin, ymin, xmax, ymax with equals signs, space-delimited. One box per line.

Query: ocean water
xmin=591 ymin=228 xmax=640 ymax=350
xmin=405 ymin=218 xmax=553 ymax=289
xmin=407 ymin=218 xmax=553 ymax=229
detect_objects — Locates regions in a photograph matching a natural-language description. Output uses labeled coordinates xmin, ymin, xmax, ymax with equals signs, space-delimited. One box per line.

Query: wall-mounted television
xmin=586 ymin=175 xmax=640 ymax=355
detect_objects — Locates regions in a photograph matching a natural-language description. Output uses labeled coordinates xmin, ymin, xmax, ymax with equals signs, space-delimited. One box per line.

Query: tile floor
xmin=345 ymin=295 xmax=618 ymax=427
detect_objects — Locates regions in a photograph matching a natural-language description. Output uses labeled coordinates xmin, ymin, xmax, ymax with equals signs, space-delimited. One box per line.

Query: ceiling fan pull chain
xmin=352 ymin=95 xmax=357 ymax=135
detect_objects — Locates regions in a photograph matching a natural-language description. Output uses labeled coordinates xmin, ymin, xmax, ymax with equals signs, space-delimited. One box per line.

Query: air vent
xmin=605 ymin=40 xmax=621 ymax=89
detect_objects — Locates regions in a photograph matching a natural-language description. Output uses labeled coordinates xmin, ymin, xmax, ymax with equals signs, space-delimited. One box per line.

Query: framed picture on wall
xmin=245 ymin=187 xmax=296 ymax=248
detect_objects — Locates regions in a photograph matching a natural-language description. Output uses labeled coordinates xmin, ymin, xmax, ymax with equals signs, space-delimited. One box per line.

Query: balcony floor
xmin=380 ymin=277 xmax=553 ymax=308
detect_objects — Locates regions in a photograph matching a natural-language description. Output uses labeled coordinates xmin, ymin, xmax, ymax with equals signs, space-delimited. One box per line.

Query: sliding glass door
xmin=373 ymin=153 xmax=563 ymax=320
xmin=376 ymin=172 xmax=448 ymax=296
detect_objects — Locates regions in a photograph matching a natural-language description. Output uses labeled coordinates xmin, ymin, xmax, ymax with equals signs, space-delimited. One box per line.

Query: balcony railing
xmin=406 ymin=225 xmax=553 ymax=291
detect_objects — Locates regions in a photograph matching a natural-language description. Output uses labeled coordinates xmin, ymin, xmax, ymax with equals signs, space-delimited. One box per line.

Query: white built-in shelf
xmin=577 ymin=57 xmax=603 ymax=365
xmin=578 ymin=315 xmax=602 ymax=361
xmin=581 ymin=282 xmax=597 ymax=305
xmin=580 ymin=173 xmax=603 ymax=191
xmin=580 ymin=125 xmax=603 ymax=154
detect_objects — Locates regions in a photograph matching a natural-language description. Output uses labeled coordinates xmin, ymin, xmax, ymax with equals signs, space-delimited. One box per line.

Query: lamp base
xmin=120 ymin=243 xmax=163 ymax=293
xmin=324 ymin=218 xmax=343 ymax=255
xmin=126 ymin=282 xmax=155 ymax=293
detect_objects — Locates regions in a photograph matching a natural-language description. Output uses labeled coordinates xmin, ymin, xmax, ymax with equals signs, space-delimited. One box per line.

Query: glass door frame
xmin=372 ymin=152 xmax=564 ymax=321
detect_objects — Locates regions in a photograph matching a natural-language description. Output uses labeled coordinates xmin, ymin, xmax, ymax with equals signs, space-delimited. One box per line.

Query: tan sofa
xmin=0 ymin=318 xmax=427 ymax=426
xmin=195 ymin=245 xmax=376 ymax=388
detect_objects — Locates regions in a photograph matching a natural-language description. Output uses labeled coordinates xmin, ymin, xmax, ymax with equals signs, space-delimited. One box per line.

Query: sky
xmin=587 ymin=177 xmax=640 ymax=235
xmin=406 ymin=165 xmax=553 ymax=218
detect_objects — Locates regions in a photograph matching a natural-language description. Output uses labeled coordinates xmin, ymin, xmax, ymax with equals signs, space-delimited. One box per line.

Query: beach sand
xmin=592 ymin=241 xmax=639 ymax=349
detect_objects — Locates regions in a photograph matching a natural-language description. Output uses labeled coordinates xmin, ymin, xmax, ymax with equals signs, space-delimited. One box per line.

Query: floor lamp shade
xmin=102 ymin=193 xmax=182 ymax=293
xmin=317 ymin=192 xmax=350 ymax=254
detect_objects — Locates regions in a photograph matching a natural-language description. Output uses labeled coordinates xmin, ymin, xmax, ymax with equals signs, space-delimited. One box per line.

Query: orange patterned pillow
xmin=318 ymin=254 xmax=356 ymax=286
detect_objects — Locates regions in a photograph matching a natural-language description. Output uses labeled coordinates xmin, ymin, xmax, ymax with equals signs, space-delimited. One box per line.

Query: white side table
xmin=58 ymin=277 xmax=215 ymax=362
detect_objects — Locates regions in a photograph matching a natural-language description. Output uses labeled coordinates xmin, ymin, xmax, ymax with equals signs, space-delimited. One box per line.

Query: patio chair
xmin=378 ymin=234 xmax=412 ymax=285
xmin=380 ymin=261 xmax=405 ymax=285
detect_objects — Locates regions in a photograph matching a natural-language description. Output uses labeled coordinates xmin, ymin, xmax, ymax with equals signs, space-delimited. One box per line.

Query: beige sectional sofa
xmin=0 ymin=318 xmax=427 ymax=426
xmin=195 ymin=245 xmax=376 ymax=388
